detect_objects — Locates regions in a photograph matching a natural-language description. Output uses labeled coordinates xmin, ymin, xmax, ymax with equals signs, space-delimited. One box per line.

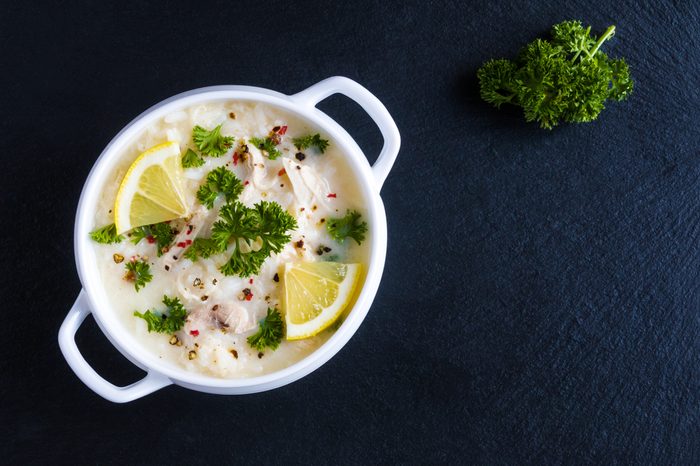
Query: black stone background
xmin=2 ymin=0 xmax=699 ymax=464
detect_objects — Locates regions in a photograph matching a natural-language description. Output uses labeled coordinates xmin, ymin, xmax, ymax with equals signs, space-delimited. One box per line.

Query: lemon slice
xmin=114 ymin=141 xmax=189 ymax=234
xmin=283 ymin=261 xmax=362 ymax=340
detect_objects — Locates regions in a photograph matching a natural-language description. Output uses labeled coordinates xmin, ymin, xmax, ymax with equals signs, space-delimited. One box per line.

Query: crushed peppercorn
xmin=230 ymin=349 xmax=238 ymax=359
xmin=273 ymin=273 xmax=279 ymax=282
xmin=295 ymin=152 xmax=306 ymax=161
xmin=188 ymin=350 xmax=197 ymax=360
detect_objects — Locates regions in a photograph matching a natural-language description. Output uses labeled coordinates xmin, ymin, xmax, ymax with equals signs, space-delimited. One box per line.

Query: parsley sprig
xmin=477 ymin=20 xmax=633 ymax=129
xmin=185 ymin=200 xmax=297 ymax=277
xmin=124 ymin=258 xmax=153 ymax=292
xmin=134 ymin=295 xmax=187 ymax=333
xmin=292 ymin=133 xmax=330 ymax=153
xmin=249 ymin=136 xmax=282 ymax=160
xmin=90 ymin=223 xmax=123 ymax=244
xmin=130 ymin=222 xmax=177 ymax=256
xmin=193 ymin=124 xmax=234 ymax=157
xmin=181 ymin=148 xmax=205 ymax=168
xmin=196 ymin=166 xmax=244 ymax=209
xmin=327 ymin=210 xmax=368 ymax=245
xmin=247 ymin=308 xmax=284 ymax=351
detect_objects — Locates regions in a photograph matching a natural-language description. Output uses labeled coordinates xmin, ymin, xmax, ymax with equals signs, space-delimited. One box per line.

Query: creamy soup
xmin=90 ymin=101 xmax=369 ymax=378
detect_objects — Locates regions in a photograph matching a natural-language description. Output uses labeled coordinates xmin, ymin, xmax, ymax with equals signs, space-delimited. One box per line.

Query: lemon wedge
xmin=114 ymin=141 xmax=189 ymax=234
xmin=283 ymin=261 xmax=362 ymax=340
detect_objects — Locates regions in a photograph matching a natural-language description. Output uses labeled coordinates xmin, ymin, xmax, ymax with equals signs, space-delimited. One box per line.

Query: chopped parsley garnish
xmin=130 ymin=222 xmax=177 ymax=256
xmin=124 ymin=258 xmax=153 ymax=292
xmin=89 ymin=223 xmax=123 ymax=244
xmin=134 ymin=295 xmax=187 ymax=334
xmin=192 ymin=124 xmax=234 ymax=157
xmin=247 ymin=308 xmax=284 ymax=351
xmin=327 ymin=210 xmax=368 ymax=245
xmin=477 ymin=20 xmax=633 ymax=129
xmin=181 ymin=148 xmax=205 ymax=168
xmin=196 ymin=166 xmax=244 ymax=209
xmin=249 ymin=136 xmax=282 ymax=160
xmin=185 ymin=200 xmax=297 ymax=277
xmin=292 ymin=133 xmax=330 ymax=153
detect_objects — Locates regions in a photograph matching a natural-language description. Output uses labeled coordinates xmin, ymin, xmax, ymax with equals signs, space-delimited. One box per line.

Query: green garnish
xmin=196 ymin=166 xmax=244 ymax=209
xmin=185 ymin=200 xmax=297 ymax=277
xmin=133 ymin=295 xmax=187 ymax=334
xmin=124 ymin=258 xmax=153 ymax=292
xmin=192 ymin=124 xmax=234 ymax=157
xmin=477 ymin=20 xmax=633 ymax=129
xmin=247 ymin=308 xmax=284 ymax=351
xmin=89 ymin=223 xmax=123 ymax=244
xmin=292 ymin=133 xmax=330 ymax=153
xmin=181 ymin=148 xmax=205 ymax=168
xmin=249 ymin=137 xmax=282 ymax=160
xmin=183 ymin=238 xmax=221 ymax=260
xmin=130 ymin=222 xmax=177 ymax=256
xmin=327 ymin=210 xmax=368 ymax=245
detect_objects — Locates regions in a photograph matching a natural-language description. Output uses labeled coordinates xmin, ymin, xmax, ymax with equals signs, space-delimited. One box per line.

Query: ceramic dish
xmin=58 ymin=77 xmax=400 ymax=402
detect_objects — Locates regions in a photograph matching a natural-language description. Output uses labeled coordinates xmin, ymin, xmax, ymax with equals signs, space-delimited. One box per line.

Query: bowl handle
xmin=58 ymin=290 xmax=172 ymax=403
xmin=291 ymin=77 xmax=401 ymax=190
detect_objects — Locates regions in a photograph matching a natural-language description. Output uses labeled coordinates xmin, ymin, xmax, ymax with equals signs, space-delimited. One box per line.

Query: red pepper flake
xmin=146 ymin=235 xmax=156 ymax=244
xmin=186 ymin=239 xmax=192 ymax=245
xmin=190 ymin=330 xmax=199 ymax=336
xmin=245 ymin=294 xmax=253 ymax=301
xmin=249 ymin=278 xmax=254 ymax=284
xmin=177 ymin=241 xmax=187 ymax=248
xmin=186 ymin=224 xmax=193 ymax=235
xmin=244 ymin=180 xmax=250 ymax=186
xmin=327 ymin=193 xmax=337 ymax=198
xmin=242 ymin=288 xmax=253 ymax=301
xmin=278 ymin=125 xmax=288 ymax=135
xmin=278 ymin=168 xmax=286 ymax=177
xmin=233 ymin=152 xmax=239 ymax=165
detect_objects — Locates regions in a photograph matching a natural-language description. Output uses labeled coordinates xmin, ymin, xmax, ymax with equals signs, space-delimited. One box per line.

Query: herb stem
xmin=589 ymin=25 xmax=616 ymax=58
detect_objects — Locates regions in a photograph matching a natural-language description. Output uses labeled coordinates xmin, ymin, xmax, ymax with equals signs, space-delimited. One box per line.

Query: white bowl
xmin=58 ymin=77 xmax=400 ymax=402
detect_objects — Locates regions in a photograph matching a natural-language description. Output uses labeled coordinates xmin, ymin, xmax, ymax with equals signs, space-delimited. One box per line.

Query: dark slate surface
xmin=2 ymin=0 xmax=699 ymax=463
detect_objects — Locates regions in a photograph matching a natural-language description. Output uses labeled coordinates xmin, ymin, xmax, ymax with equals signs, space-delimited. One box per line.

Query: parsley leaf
xmin=327 ymin=210 xmax=368 ymax=245
xmin=196 ymin=166 xmax=244 ymax=209
xmin=249 ymin=136 xmax=282 ymax=160
xmin=247 ymin=308 xmax=284 ymax=351
xmin=182 ymin=148 xmax=205 ymax=168
xmin=477 ymin=20 xmax=633 ymax=129
xmin=292 ymin=133 xmax=330 ymax=153
xmin=183 ymin=237 xmax=221 ymax=261
xmin=186 ymin=200 xmax=297 ymax=277
xmin=124 ymin=258 xmax=153 ymax=292
xmin=130 ymin=222 xmax=177 ymax=256
xmin=89 ymin=223 xmax=123 ymax=244
xmin=134 ymin=295 xmax=188 ymax=334
xmin=192 ymin=124 xmax=234 ymax=157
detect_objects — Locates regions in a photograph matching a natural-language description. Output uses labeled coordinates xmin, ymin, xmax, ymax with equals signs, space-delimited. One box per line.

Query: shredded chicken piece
xmin=160 ymin=205 xmax=215 ymax=271
xmin=282 ymin=157 xmax=333 ymax=214
xmin=179 ymin=303 xmax=255 ymax=346
xmin=246 ymin=145 xmax=278 ymax=190
xmin=212 ymin=302 xmax=256 ymax=334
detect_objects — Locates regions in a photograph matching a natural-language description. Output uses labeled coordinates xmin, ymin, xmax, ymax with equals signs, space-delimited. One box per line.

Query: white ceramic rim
xmin=58 ymin=77 xmax=400 ymax=402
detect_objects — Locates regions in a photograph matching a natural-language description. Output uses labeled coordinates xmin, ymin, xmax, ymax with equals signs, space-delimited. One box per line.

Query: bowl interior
xmin=75 ymin=86 xmax=388 ymax=389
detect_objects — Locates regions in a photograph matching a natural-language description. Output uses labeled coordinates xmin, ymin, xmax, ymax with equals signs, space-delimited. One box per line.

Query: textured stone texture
xmin=1 ymin=0 xmax=699 ymax=463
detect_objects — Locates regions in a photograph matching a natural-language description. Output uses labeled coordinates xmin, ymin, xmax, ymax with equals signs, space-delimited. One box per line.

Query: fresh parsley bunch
xmin=478 ymin=20 xmax=633 ymax=129
xmin=185 ymin=200 xmax=297 ymax=277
